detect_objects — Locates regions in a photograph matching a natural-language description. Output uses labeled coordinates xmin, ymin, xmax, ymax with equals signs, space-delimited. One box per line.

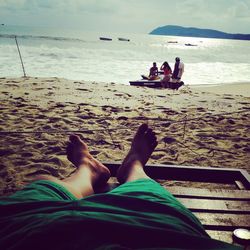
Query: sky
xmin=0 ymin=0 xmax=250 ymax=34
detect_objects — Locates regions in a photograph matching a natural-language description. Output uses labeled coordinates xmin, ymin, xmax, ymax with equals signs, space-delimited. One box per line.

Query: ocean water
xmin=0 ymin=25 xmax=250 ymax=85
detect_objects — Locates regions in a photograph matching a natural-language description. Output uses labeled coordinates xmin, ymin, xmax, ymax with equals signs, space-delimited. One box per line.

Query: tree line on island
xmin=150 ymin=25 xmax=250 ymax=40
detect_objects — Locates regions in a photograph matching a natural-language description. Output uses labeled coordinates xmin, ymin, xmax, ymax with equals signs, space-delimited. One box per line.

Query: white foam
xmin=0 ymin=27 xmax=250 ymax=85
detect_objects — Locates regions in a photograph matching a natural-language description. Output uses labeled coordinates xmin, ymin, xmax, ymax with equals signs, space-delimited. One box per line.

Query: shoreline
xmin=1 ymin=76 xmax=249 ymax=97
xmin=189 ymin=82 xmax=250 ymax=97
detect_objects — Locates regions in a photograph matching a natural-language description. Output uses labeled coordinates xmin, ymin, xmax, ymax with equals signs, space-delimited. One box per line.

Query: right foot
xmin=117 ymin=124 xmax=158 ymax=183
xmin=67 ymin=134 xmax=111 ymax=187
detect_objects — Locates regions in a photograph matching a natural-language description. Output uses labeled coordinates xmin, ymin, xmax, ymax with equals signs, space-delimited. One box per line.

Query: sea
xmin=1 ymin=25 xmax=250 ymax=86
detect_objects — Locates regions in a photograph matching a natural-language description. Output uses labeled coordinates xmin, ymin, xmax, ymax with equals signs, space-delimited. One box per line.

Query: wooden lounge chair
xmin=104 ymin=163 xmax=250 ymax=245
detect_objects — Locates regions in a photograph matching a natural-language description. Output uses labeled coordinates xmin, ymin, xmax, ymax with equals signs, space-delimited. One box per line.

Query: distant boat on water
xmin=185 ymin=43 xmax=197 ymax=46
xmin=118 ymin=37 xmax=130 ymax=42
xmin=100 ymin=37 xmax=112 ymax=41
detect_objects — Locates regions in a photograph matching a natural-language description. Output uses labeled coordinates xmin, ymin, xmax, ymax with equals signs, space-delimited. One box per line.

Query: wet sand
xmin=0 ymin=77 xmax=249 ymax=195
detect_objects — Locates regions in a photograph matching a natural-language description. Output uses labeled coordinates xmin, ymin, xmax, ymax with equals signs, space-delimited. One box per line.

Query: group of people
xmin=143 ymin=57 xmax=185 ymax=88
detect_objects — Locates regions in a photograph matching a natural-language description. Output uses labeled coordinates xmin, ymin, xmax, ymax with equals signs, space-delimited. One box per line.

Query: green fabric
xmin=0 ymin=179 xmax=242 ymax=250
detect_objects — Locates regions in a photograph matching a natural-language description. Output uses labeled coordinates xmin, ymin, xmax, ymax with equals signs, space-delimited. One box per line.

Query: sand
xmin=191 ymin=82 xmax=250 ymax=97
xmin=0 ymin=77 xmax=249 ymax=195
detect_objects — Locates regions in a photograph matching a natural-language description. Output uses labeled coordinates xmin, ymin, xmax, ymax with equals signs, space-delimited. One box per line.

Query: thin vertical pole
xmin=14 ymin=36 xmax=27 ymax=77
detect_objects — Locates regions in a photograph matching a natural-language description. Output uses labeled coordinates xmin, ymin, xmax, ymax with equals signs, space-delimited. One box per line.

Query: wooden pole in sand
xmin=14 ymin=36 xmax=27 ymax=77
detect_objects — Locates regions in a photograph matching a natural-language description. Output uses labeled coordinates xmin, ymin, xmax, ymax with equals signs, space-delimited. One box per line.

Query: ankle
xmin=126 ymin=165 xmax=149 ymax=182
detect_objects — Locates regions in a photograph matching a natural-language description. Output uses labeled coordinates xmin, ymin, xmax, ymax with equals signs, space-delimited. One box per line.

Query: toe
xmin=146 ymin=129 xmax=156 ymax=141
xmin=151 ymin=141 xmax=158 ymax=150
xmin=135 ymin=124 xmax=148 ymax=138
xmin=69 ymin=134 xmax=81 ymax=144
xmin=69 ymin=134 xmax=88 ymax=151
xmin=66 ymin=142 xmax=74 ymax=161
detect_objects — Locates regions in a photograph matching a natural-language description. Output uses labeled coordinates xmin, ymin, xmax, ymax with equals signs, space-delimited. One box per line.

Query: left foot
xmin=67 ymin=134 xmax=111 ymax=187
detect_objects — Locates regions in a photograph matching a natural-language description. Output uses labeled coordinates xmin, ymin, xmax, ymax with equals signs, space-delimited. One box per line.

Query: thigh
xmin=3 ymin=180 xmax=77 ymax=202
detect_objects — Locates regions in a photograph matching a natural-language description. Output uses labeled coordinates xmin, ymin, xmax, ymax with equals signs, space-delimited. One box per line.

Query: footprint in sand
xmin=36 ymin=114 xmax=47 ymax=119
xmin=227 ymin=119 xmax=235 ymax=124
xmin=34 ymin=142 xmax=46 ymax=149
xmin=0 ymin=149 xmax=15 ymax=157
xmin=76 ymin=88 xmax=91 ymax=92
xmin=163 ymin=136 xmax=176 ymax=144
xmin=216 ymin=116 xmax=225 ymax=122
xmin=163 ymin=109 xmax=179 ymax=115
xmin=223 ymin=97 xmax=234 ymax=100
xmin=151 ymin=153 xmax=166 ymax=160
xmin=55 ymin=103 xmax=66 ymax=108
xmin=13 ymin=97 xmax=26 ymax=101
xmin=46 ymin=146 xmax=64 ymax=154
xmin=162 ymin=122 xmax=171 ymax=127
xmin=114 ymin=93 xmax=124 ymax=97
xmin=243 ymin=147 xmax=250 ymax=153
xmin=124 ymin=107 xmax=131 ymax=111
xmin=21 ymin=152 xmax=33 ymax=157
xmin=196 ymin=107 xmax=206 ymax=112
xmin=42 ymin=124 xmax=54 ymax=130
xmin=49 ymin=117 xmax=61 ymax=123
xmin=117 ymin=116 xmax=128 ymax=120
xmin=89 ymin=150 xmax=101 ymax=156
xmin=241 ymin=107 xmax=250 ymax=110
xmin=26 ymin=169 xmax=50 ymax=177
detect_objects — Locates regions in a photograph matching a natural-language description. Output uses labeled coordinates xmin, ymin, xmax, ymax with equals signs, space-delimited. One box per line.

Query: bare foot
xmin=117 ymin=124 xmax=158 ymax=183
xmin=67 ymin=134 xmax=111 ymax=187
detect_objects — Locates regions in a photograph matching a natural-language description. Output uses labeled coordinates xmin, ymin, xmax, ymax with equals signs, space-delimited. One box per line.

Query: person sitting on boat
xmin=142 ymin=62 xmax=159 ymax=80
xmin=160 ymin=61 xmax=172 ymax=88
xmin=172 ymin=57 xmax=184 ymax=82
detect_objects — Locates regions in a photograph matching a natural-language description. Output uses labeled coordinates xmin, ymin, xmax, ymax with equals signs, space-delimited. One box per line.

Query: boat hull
xmin=100 ymin=37 xmax=112 ymax=41
xmin=118 ymin=38 xmax=130 ymax=42
xmin=129 ymin=80 xmax=184 ymax=90
xmin=129 ymin=80 xmax=162 ymax=88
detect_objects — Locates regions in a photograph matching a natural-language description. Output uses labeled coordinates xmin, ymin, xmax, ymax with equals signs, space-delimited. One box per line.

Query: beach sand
xmin=191 ymin=82 xmax=250 ymax=97
xmin=0 ymin=77 xmax=250 ymax=196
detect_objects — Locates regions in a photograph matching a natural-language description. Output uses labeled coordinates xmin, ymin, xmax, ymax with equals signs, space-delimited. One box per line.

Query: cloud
xmin=0 ymin=0 xmax=249 ymax=33
xmin=227 ymin=1 xmax=250 ymax=19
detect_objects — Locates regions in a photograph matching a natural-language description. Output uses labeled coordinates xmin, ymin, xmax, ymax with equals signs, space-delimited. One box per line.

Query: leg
xmin=117 ymin=124 xmax=158 ymax=183
xmin=35 ymin=135 xmax=111 ymax=199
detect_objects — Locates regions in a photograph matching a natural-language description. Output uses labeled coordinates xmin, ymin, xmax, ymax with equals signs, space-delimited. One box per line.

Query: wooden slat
xmin=105 ymin=162 xmax=250 ymax=189
xmin=194 ymin=213 xmax=250 ymax=229
xmin=235 ymin=181 xmax=246 ymax=190
xmin=165 ymin=186 xmax=250 ymax=200
xmin=240 ymin=170 xmax=250 ymax=190
xmin=177 ymin=197 xmax=250 ymax=213
xmin=206 ymin=230 xmax=234 ymax=244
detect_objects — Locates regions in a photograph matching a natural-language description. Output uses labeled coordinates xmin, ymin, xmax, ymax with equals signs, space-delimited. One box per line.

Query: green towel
xmin=0 ymin=179 xmax=242 ymax=250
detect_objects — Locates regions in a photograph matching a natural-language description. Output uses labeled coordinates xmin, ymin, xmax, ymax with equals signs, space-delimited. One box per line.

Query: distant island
xmin=150 ymin=25 xmax=250 ymax=41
